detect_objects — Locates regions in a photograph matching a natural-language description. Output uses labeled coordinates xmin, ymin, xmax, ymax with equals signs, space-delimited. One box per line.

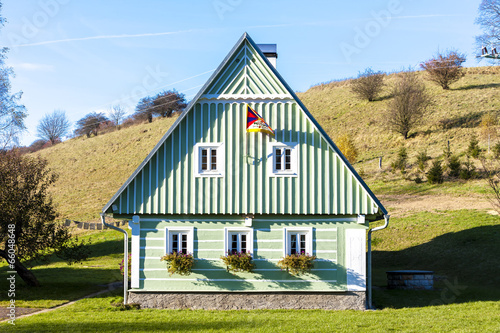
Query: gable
xmin=200 ymin=40 xmax=291 ymax=99
xmin=103 ymin=33 xmax=386 ymax=219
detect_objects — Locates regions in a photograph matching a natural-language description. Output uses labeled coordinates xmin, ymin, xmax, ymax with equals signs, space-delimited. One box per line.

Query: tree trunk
xmin=0 ymin=250 xmax=41 ymax=287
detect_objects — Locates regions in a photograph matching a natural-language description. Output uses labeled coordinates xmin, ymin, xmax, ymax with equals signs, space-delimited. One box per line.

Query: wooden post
xmin=379 ymin=156 xmax=382 ymax=169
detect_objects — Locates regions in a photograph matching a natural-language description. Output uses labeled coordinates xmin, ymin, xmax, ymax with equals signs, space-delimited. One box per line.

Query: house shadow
xmin=371 ymin=224 xmax=500 ymax=309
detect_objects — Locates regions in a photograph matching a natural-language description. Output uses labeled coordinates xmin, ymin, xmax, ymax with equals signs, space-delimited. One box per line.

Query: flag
xmin=246 ymin=105 xmax=275 ymax=136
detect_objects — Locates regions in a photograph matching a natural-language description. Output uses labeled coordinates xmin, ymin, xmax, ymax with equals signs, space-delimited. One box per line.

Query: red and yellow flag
xmin=246 ymin=105 xmax=275 ymax=137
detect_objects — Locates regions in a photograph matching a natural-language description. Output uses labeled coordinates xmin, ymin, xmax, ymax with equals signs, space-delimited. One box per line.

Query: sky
xmin=0 ymin=0 xmax=486 ymax=146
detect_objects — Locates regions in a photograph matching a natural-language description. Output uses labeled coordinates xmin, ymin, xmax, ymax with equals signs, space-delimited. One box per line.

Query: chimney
xmin=257 ymin=44 xmax=277 ymax=69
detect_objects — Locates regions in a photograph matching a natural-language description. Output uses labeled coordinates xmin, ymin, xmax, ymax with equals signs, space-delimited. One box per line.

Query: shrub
xmin=415 ymin=149 xmax=431 ymax=173
xmin=221 ymin=252 xmax=255 ymax=273
xmin=391 ymin=147 xmax=408 ymax=174
xmin=427 ymin=160 xmax=444 ymax=184
xmin=467 ymin=135 xmax=481 ymax=159
xmin=493 ymin=142 xmax=500 ymax=159
xmin=350 ymin=68 xmax=385 ymax=102
xmin=277 ymin=253 xmax=317 ymax=275
xmin=420 ymin=50 xmax=466 ymax=90
xmin=447 ymin=155 xmax=462 ymax=178
xmin=161 ymin=252 xmax=194 ymax=276
xmin=459 ymin=155 xmax=476 ymax=180
xmin=57 ymin=237 xmax=92 ymax=265
xmin=120 ymin=254 xmax=131 ymax=278
xmin=336 ymin=134 xmax=358 ymax=163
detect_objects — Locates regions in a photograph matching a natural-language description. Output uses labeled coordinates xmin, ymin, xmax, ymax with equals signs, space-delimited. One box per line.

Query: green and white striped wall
xmin=131 ymin=216 xmax=366 ymax=292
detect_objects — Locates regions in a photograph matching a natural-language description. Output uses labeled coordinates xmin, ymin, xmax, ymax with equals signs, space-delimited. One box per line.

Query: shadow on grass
xmin=453 ymin=83 xmax=500 ymax=91
xmin=372 ymin=224 xmax=500 ymax=309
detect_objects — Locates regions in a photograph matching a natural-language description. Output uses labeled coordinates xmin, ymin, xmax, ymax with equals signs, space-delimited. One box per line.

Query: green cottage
xmin=102 ymin=33 xmax=388 ymax=310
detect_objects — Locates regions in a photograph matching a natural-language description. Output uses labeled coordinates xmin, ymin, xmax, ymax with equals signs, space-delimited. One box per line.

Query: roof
xmin=102 ymin=32 xmax=387 ymax=218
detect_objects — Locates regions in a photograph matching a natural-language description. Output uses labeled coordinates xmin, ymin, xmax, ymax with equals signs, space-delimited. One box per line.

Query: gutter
xmin=100 ymin=213 xmax=128 ymax=304
xmin=367 ymin=214 xmax=390 ymax=310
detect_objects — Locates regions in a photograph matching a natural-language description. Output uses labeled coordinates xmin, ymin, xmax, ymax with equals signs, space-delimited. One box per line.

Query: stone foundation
xmin=128 ymin=291 xmax=366 ymax=310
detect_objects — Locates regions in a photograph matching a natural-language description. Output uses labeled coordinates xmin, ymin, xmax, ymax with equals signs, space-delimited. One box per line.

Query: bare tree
xmin=134 ymin=90 xmax=187 ymax=123
xmin=475 ymin=0 xmax=500 ymax=51
xmin=350 ymin=68 xmax=385 ymax=102
xmin=108 ymin=105 xmax=126 ymax=128
xmin=420 ymin=51 xmax=466 ymax=90
xmin=36 ymin=110 xmax=71 ymax=144
xmin=387 ymin=70 xmax=432 ymax=139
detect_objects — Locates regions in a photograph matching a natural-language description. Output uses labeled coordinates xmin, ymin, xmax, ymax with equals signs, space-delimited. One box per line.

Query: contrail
xmin=14 ymin=29 xmax=195 ymax=47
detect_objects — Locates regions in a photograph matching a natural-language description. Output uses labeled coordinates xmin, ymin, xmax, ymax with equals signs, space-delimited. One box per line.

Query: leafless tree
xmin=36 ymin=110 xmax=71 ymax=144
xmin=475 ymin=0 xmax=500 ymax=52
xmin=108 ymin=105 xmax=126 ymax=128
xmin=350 ymin=68 xmax=385 ymax=101
xmin=74 ymin=112 xmax=109 ymax=138
xmin=420 ymin=51 xmax=466 ymax=90
xmin=387 ymin=70 xmax=432 ymax=139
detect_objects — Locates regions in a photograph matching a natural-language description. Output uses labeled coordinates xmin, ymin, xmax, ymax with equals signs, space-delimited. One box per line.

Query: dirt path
xmin=379 ymin=194 xmax=494 ymax=217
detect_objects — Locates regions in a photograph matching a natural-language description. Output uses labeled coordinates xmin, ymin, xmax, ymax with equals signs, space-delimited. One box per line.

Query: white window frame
xmin=283 ymin=227 xmax=313 ymax=257
xmin=267 ymin=142 xmax=298 ymax=177
xmin=165 ymin=227 xmax=194 ymax=254
xmin=224 ymin=227 xmax=254 ymax=255
xmin=194 ymin=142 xmax=224 ymax=177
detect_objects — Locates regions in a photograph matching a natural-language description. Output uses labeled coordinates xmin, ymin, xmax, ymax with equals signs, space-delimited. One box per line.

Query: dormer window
xmin=268 ymin=143 xmax=298 ymax=176
xmin=194 ymin=143 xmax=224 ymax=177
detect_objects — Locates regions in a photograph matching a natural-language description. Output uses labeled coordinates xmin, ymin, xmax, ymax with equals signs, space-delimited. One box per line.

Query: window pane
xmin=275 ymin=148 xmax=282 ymax=170
xmin=211 ymin=149 xmax=217 ymax=171
xmin=285 ymin=149 xmax=291 ymax=170
xmin=300 ymin=234 xmax=306 ymax=254
xmin=231 ymin=234 xmax=238 ymax=254
xmin=241 ymin=234 xmax=246 ymax=253
xmin=181 ymin=234 xmax=188 ymax=254
xmin=290 ymin=234 xmax=297 ymax=255
xmin=201 ymin=149 xmax=208 ymax=170
xmin=172 ymin=234 xmax=178 ymax=253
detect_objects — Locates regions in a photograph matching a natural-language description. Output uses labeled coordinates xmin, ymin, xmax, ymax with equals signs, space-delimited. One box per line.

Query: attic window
xmin=194 ymin=143 xmax=224 ymax=177
xmin=268 ymin=143 xmax=298 ymax=177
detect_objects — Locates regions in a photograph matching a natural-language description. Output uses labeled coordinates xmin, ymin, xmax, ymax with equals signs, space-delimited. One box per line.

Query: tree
xmin=151 ymin=90 xmax=187 ymax=118
xmin=427 ymin=160 xmax=444 ymax=184
xmin=108 ymin=105 xmax=126 ymax=128
xmin=350 ymin=68 xmax=385 ymax=102
xmin=335 ymin=134 xmax=358 ymax=163
xmin=475 ymin=0 xmax=500 ymax=52
xmin=134 ymin=90 xmax=187 ymax=123
xmin=420 ymin=51 xmax=466 ymax=90
xmin=36 ymin=110 xmax=71 ymax=144
xmin=387 ymin=70 xmax=432 ymax=139
xmin=480 ymin=112 xmax=497 ymax=152
xmin=74 ymin=112 xmax=108 ymax=138
xmin=0 ymin=152 xmax=67 ymax=286
xmin=0 ymin=3 xmax=27 ymax=150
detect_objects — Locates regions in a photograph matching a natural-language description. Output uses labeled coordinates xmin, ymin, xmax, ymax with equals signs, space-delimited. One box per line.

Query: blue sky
xmin=0 ymin=0 xmax=485 ymax=146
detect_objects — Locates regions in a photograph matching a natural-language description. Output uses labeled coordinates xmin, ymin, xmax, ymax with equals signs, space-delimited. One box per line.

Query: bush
xmin=57 ymin=237 xmax=92 ymax=265
xmin=459 ymin=155 xmax=476 ymax=180
xmin=161 ymin=252 xmax=194 ymax=276
xmin=447 ymin=155 xmax=462 ymax=178
xmin=420 ymin=50 xmax=466 ymax=89
xmin=467 ymin=136 xmax=481 ymax=159
xmin=428 ymin=160 xmax=444 ymax=184
xmin=120 ymin=254 xmax=131 ymax=278
xmin=277 ymin=253 xmax=317 ymax=275
xmin=493 ymin=142 xmax=500 ymax=159
xmin=221 ymin=252 xmax=255 ymax=273
xmin=391 ymin=147 xmax=408 ymax=174
xmin=336 ymin=134 xmax=358 ymax=163
xmin=350 ymin=68 xmax=385 ymax=102
xmin=415 ymin=149 xmax=431 ymax=173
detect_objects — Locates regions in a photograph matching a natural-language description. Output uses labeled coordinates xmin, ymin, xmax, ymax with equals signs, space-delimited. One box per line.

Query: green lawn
xmin=1 ymin=290 xmax=499 ymax=332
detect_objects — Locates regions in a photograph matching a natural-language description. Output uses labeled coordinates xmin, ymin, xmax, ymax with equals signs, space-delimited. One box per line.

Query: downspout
xmin=100 ymin=213 xmax=128 ymax=304
xmin=367 ymin=214 xmax=390 ymax=310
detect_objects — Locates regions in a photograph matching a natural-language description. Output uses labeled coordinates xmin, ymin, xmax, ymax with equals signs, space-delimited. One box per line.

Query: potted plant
xmin=220 ymin=251 xmax=255 ymax=273
xmin=277 ymin=253 xmax=317 ymax=275
xmin=160 ymin=252 xmax=194 ymax=276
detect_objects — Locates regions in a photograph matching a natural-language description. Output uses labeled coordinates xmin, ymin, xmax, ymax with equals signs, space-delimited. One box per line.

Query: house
xmin=102 ymin=33 xmax=388 ymax=310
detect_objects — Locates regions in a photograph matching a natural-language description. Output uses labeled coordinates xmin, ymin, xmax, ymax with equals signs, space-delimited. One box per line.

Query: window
xmin=166 ymin=227 xmax=194 ymax=254
xmin=194 ymin=143 xmax=224 ymax=177
xmin=268 ymin=143 xmax=298 ymax=176
xmin=283 ymin=227 xmax=313 ymax=256
xmin=224 ymin=227 xmax=253 ymax=254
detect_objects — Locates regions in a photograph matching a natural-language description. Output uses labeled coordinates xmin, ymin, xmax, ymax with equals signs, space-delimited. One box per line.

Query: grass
xmin=1 ymin=290 xmax=499 ymax=332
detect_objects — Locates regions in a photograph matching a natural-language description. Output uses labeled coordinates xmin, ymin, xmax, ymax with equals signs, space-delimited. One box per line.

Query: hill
xmin=30 ymin=66 xmax=500 ymax=222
